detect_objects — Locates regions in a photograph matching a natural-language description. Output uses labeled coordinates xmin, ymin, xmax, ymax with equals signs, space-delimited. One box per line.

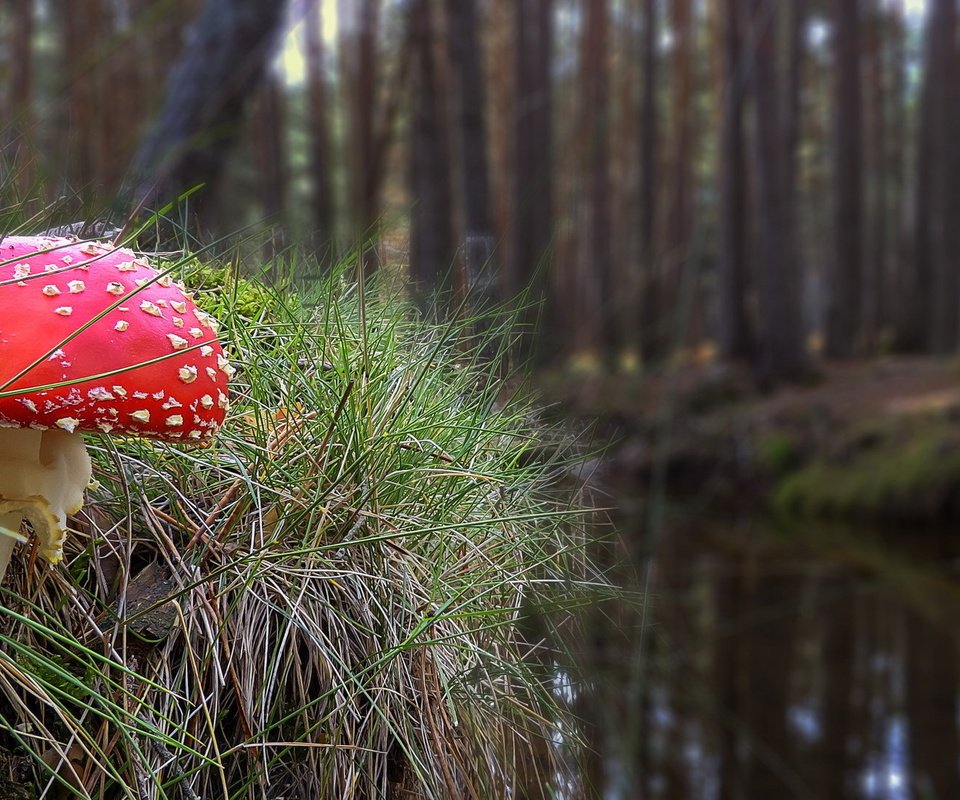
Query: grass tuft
xmin=0 ymin=257 xmax=596 ymax=799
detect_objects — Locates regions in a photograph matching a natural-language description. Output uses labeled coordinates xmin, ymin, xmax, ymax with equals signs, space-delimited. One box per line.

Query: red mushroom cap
xmin=0 ymin=236 xmax=231 ymax=441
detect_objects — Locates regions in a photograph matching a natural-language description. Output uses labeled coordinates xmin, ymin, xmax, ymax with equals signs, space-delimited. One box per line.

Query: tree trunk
xmin=339 ymin=0 xmax=380 ymax=275
xmin=445 ymin=0 xmax=498 ymax=325
xmin=886 ymin=4 xmax=908 ymax=344
xmin=862 ymin=3 xmax=886 ymax=352
xmin=750 ymin=0 xmax=808 ymax=386
xmin=573 ymin=0 xmax=614 ymax=358
xmin=59 ymin=0 xmax=108 ymax=212
xmin=123 ymin=0 xmax=287 ymax=238
xmin=408 ymin=0 xmax=456 ymax=315
xmin=661 ymin=0 xmax=694 ymax=356
xmin=826 ymin=0 xmax=863 ymax=358
xmin=638 ymin=0 xmax=660 ymax=362
xmin=931 ymin=0 xmax=960 ymax=352
xmin=717 ymin=0 xmax=751 ymax=360
xmin=510 ymin=0 xmax=554 ymax=362
xmin=252 ymin=72 xmax=287 ymax=260
xmin=3 ymin=0 xmax=35 ymax=202
xmin=305 ymin=0 xmax=335 ymax=262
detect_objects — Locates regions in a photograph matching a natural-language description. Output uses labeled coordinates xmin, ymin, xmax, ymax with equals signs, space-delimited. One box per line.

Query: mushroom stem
xmin=0 ymin=428 xmax=92 ymax=582
xmin=0 ymin=512 xmax=23 ymax=583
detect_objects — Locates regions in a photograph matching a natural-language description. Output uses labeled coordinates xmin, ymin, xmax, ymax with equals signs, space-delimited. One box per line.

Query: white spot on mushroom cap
xmin=55 ymin=417 xmax=80 ymax=433
xmin=140 ymin=300 xmax=163 ymax=317
xmin=167 ymin=334 xmax=188 ymax=350
xmin=67 ymin=280 xmax=85 ymax=293
xmin=130 ymin=409 xmax=150 ymax=423
xmin=42 ymin=284 xmax=61 ymax=296
xmin=54 ymin=306 xmax=72 ymax=316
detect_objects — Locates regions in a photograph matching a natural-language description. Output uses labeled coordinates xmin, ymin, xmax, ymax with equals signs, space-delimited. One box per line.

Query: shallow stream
xmin=581 ymin=509 xmax=960 ymax=799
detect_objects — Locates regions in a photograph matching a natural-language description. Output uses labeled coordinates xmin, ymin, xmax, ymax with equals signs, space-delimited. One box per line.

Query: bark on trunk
xmin=123 ymin=0 xmax=287 ymax=239
xmin=717 ymin=0 xmax=751 ymax=360
xmin=826 ymin=0 xmax=864 ymax=358
xmin=408 ymin=0 xmax=456 ymax=315
xmin=446 ymin=0 xmax=498 ymax=324
xmin=638 ymin=0 xmax=660 ymax=362
xmin=305 ymin=0 xmax=335 ymax=261
xmin=750 ymin=0 xmax=808 ymax=385
xmin=574 ymin=0 xmax=614 ymax=356
xmin=510 ymin=0 xmax=555 ymax=362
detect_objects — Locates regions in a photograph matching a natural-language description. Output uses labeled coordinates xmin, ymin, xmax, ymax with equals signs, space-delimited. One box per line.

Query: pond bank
xmin=538 ymin=356 xmax=960 ymax=525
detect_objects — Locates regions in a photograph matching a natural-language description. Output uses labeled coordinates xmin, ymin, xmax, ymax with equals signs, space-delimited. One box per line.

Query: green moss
xmin=169 ymin=258 xmax=299 ymax=324
xmin=773 ymin=420 xmax=960 ymax=522
xmin=756 ymin=433 xmax=801 ymax=477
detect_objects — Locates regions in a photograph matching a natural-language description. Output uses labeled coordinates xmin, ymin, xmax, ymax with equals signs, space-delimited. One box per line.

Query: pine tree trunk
xmin=252 ymin=73 xmax=287 ymax=260
xmin=862 ymin=4 xmax=886 ymax=351
xmin=408 ymin=0 xmax=456 ymax=314
xmin=510 ymin=0 xmax=554 ymax=361
xmin=339 ymin=0 xmax=380 ymax=275
xmin=750 ymin=0 xmax=808 ymax=386
xmin=662 ymin=0 xmax=694 ymax=356
xmin=717 ymin=0 xmax=751 ymax=360
xmin=574 ymin=0 xmax=614 ymax=357
xmin=826 ymin=0 xmax=864 ymax=357
xmin=124 ymin=0 xmax=287 ymax=237
xmin=931 ymin=0 xmax=960 ymax=352
xmin=638 ymin=0 xmax=660 ymax=362
xmin=445 ymin=0 xmax=498 ymax=322
xmin=305 ymin=0 xmax=335 ymax=261
xmin=4 ymin=0 xmax=35 ymax=202
xmin=903 ymin=0 xmax=956 ymax=352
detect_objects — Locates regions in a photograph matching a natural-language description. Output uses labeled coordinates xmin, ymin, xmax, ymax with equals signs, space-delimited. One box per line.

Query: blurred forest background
xmin=0 ymin=0 xmax=947 ymax=379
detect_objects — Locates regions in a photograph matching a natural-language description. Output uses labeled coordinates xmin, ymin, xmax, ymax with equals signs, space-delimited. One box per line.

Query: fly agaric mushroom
xmin=0 ymin=235 xmax=232 ymax=581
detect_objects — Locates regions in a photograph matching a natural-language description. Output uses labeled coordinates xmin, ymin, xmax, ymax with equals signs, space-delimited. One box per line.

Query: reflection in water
xmin=579 ymin=513 xmax=960 ymax=799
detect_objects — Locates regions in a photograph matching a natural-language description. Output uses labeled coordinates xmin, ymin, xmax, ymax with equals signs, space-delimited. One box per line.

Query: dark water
xmin=578 ymin=510 xmax=960 ymax=800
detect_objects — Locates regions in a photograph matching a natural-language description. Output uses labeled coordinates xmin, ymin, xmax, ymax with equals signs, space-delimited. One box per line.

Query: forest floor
xmin=537 ymin=355 xmax=960 ymax=524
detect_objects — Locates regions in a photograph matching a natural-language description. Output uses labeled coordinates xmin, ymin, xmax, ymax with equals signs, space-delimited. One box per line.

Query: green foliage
xmin=0 ymin=257 xmax=593 ymax=798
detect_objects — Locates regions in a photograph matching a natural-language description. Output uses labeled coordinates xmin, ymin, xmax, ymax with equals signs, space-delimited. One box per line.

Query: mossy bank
xmin=540 ymin=357 xmax=960 ymax=525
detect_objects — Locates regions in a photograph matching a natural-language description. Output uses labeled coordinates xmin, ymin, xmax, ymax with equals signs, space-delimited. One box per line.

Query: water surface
xmin=578 ymin=511 xmax=960 ymax=800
